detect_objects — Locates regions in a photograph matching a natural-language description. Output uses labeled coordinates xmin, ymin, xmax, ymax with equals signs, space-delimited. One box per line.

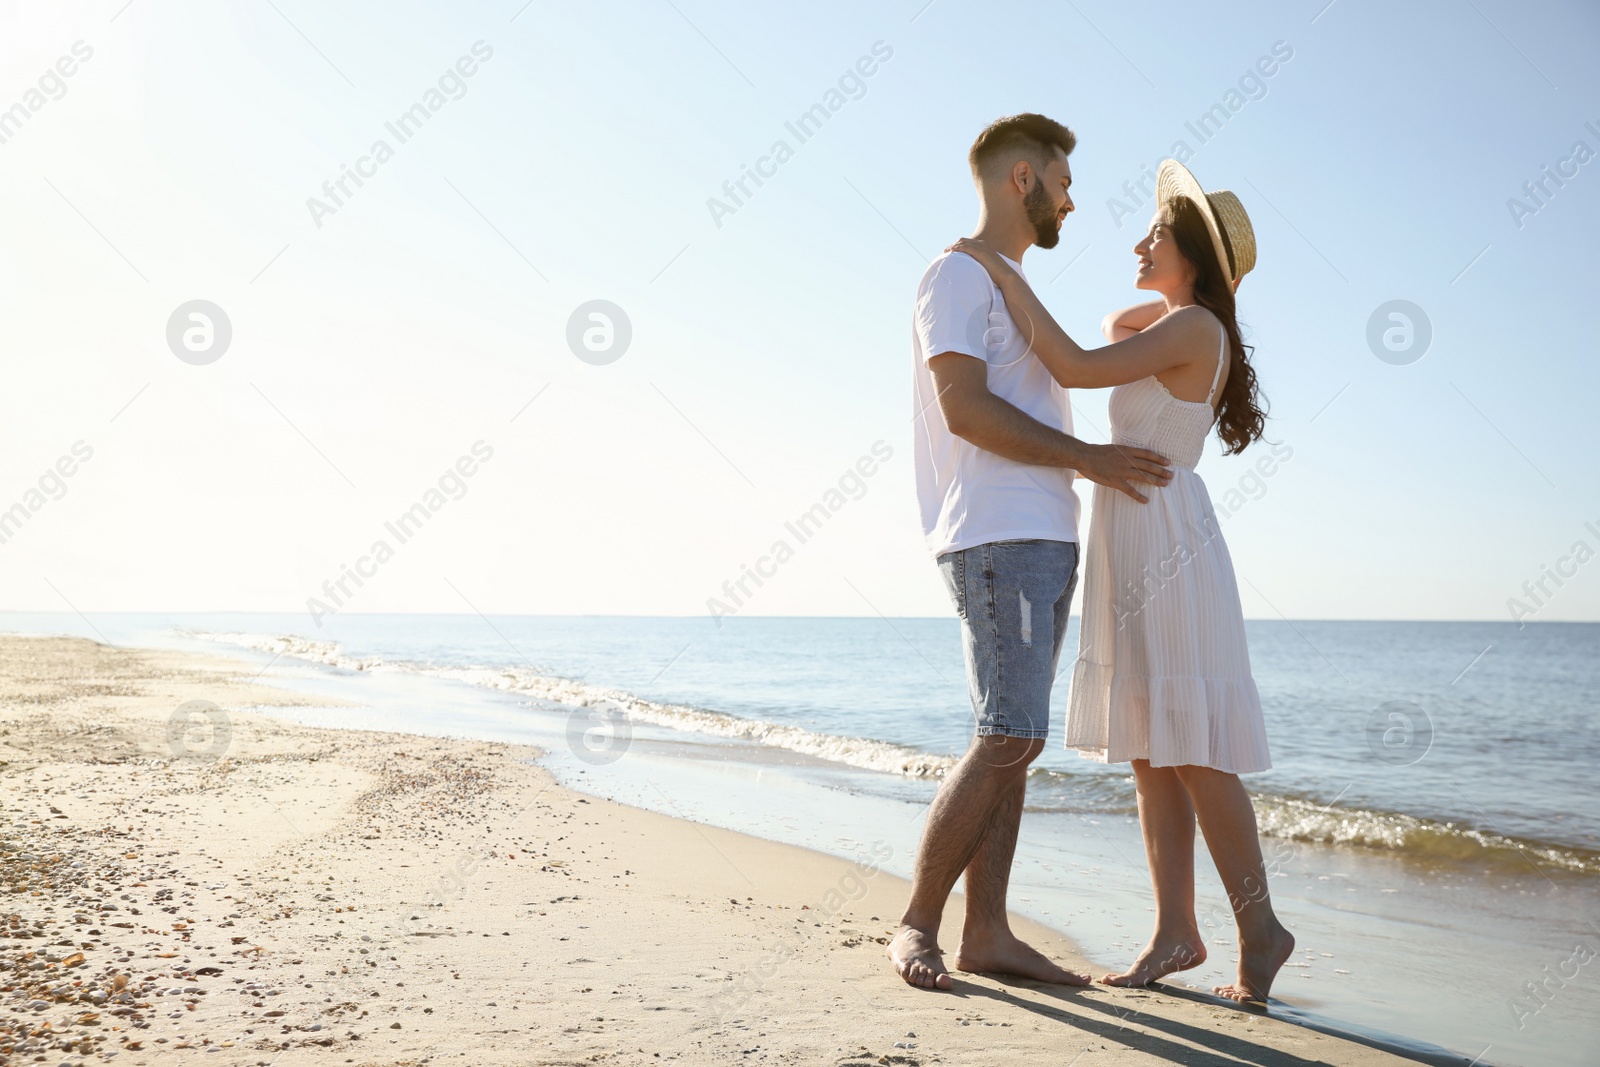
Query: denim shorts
xmin=937 ymin=539 xmax=1080 ymax=740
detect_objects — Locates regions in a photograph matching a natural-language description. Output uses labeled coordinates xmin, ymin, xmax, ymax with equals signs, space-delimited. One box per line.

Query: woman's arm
xmin=945 ymin=238 xmax=1207 ymax=390
xmin=929 ymin=353 xmax=1171 ymax=501
xmin=1100 ymin=299 xmax=1167 ymax=342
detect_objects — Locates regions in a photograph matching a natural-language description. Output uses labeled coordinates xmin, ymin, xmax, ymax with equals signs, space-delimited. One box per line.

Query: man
xmin=888 ymin=113 xmax=1172 ymax=991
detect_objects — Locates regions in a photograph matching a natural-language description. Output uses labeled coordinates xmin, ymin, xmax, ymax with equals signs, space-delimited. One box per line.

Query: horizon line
xmin=0 ymin=610 xmax=1594 ymax=625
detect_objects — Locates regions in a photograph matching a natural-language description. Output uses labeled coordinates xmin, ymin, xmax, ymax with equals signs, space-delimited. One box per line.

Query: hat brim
xmin=1155 ymin=160 xmax=1238 ymax=286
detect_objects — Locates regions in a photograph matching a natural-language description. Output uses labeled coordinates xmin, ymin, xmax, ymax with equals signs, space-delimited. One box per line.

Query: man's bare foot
xmin=1100 ymin=929 xmax=1207 ymax=987
xmin=1214 ymin=924 xmax=1295 ymax=1004
xmin=888 ymin=925 xmax=953 ymax=990
xmin=953 ymin=929 xmax=1091 ymax=986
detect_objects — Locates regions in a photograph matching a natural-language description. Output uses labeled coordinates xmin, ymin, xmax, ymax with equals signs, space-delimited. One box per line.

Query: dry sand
xmin=0 ymin=635 xmax=1426 ymax=1066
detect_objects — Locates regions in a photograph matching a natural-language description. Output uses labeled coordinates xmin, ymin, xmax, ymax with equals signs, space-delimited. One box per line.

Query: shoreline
xmin=0 ymin=635 xmax=1479 ymax=1065
xmin=178 ymin=626 xmax=1600 ymax=876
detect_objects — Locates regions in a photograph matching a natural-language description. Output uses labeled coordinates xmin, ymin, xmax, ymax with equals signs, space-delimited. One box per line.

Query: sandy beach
xmin=0 ymin=635 xmax=1438 ymax=1066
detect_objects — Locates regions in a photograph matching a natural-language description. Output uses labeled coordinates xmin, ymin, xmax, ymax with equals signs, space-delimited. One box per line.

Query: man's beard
xmin=1025 ymin=180 xmax=1062 ymax=249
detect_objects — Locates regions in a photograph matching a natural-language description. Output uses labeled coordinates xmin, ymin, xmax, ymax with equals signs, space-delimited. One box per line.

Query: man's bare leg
xmin=953 ymin=761 xmax=1090 ymax=985
xmin=887 ymin=734 xmax=1037 ymax=990
xmin=1102 ymin=760 xmax=1207 ymax=986
xmin=1175 ymin=765 xmax=1295 ymax=1003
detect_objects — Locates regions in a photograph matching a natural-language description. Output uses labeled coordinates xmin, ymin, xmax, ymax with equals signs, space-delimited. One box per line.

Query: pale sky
xmin=1 ymin=0 xmax=1597 ymax=623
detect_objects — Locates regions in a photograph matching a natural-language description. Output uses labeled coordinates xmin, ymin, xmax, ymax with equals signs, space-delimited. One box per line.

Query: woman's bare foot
xmin=953 ymin=928 xmax=1092 ymax=986
xmin=1100 ymin=929 xmax=1207 ymax=987
xmin=1214 ymin=924 xmax=1295 ymax=1004
xmin=887 ymin=925 xmax=953 ymax=990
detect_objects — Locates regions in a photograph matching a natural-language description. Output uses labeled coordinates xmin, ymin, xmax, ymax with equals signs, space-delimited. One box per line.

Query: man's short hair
xmin=968 ymin=113 xmax=1076 ymax=182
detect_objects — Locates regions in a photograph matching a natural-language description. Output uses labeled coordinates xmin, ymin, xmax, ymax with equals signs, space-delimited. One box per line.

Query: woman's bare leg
xmin=1102 ymin=759 xmax=1208 ymax=985
xmin=1174 ymin=765 xmax=1295 ymax=1003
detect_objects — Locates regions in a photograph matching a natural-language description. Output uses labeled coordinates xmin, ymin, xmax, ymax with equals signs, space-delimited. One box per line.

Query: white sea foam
xmin=194 ymin=631 xmax=390 ymax=673
xmin=1253 ymin=793 xmax=1597 ymax=875
xmin=190 ymin=631 xmax=955 ymax=780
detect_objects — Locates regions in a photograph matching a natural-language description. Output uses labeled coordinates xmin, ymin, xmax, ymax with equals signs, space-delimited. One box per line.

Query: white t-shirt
xmin=911 ymin=250 xmax=1081 ymax=557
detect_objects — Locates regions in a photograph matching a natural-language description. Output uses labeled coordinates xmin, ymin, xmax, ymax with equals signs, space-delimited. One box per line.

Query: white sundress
xmin=1064 ymin=324 xmax=1272 ymax=773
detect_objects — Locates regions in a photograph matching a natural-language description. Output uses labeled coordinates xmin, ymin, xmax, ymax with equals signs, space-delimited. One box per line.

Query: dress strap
xmin=1205 ymin=324 xmax=1227 ymax=405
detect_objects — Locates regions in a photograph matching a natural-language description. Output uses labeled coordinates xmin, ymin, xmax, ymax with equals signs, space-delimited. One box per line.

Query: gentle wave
xmin=1251 ymin=793 xmax=1600 ymax=875
xmin=190 ymin=631 xmax=956 ymax=779
xmin=194 ymin=630 xmax=1600 ymax=876
xmin=195 ymin=632 xmax=392 ymax=672
xmin=1021 ymin=767 xmax=1599 ymax=875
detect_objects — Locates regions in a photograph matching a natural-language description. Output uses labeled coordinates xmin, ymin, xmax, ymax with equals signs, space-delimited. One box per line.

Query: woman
xmin=946 ymin=159 xmax=1294 ymax=1005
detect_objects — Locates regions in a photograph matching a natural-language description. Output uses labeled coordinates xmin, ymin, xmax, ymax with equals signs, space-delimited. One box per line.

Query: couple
xmin=890 ymin=112 xmax=1293 ymax=1004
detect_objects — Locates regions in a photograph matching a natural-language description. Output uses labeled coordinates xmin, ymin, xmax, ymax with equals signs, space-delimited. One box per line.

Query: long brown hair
xmin=1164 ymin=196 xmax=1266 ymax=455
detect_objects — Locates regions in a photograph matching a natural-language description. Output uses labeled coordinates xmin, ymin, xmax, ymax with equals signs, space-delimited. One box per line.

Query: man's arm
xmin=929 ymin=352 xmax=1172 ymax=503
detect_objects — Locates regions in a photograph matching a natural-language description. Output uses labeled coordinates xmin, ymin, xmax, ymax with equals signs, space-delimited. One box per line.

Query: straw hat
xmin=1155 ymin=159 xmax=1257 ymax=287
